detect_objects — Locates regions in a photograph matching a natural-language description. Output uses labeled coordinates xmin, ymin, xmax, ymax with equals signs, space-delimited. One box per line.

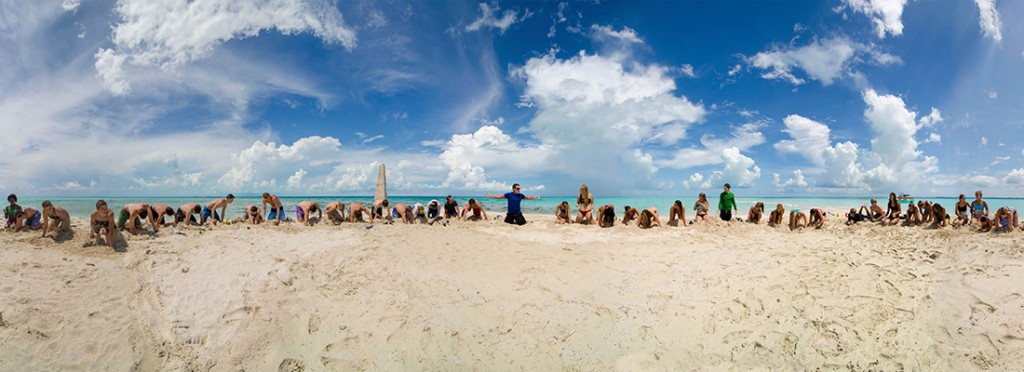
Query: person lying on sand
xmin=845 ymin=205 xmax=872 ymax=226
xmin=245 ymin=205 xmax=264 ymax=225
xmin=637 ymin=207 xmax=662 ymax=229
xmin=117 ymin=203 xmax=150 ymax=235
xmin=176 ymin=204 xmax=201 ymax=226
xmin=555 ymin=201 xmax=572 ymax=224
xmin=576 ymin=184 xmax=594 ymax=225
xmin=994 ymin=207 xmax=1019 ymax=232
xmin=809 ymin=208 xmax=826 ymax=229
xmin=953 ymin=194 xmax=971 ymax=227
xmin=325 ymin=202 xmax=346 ymax=225
xmin=149 ymin=204 xmax=175 ymax=230
xmin=262 ymin=193 xmax=285 ymax=222
xmin=789 ymin=209 xmax=807 ymax=231
xmin=622 ymin=206 xmax=640 ymax=226
xmin=747 ymin=202 xmax=765 ymax=224
xmin=296 ymin=201 xmax=322 ymax=226
xmin=461 ymin=199 xmax=487 ymax=221
xmin=91 ymin=200 xmax=117 ymax=250
xmin=15 ymin=207 xmax=42 ymax=231
xmin=868 ymin=198 xmax=885 ymax=222
xmin=668 ymin=200 xmax=687 ymax=227
xmin=931 ymin=203 xmax=948 ymax=229
xmin=597 ymin=204 xmax=616 ymax=228
xmin=40 ymin=201 xmax=71 ymax=238
xmin=885 ymin=193 xmax=902 ymax=226
xmin=692 ymin=193 xmax=710 ymax=224
xmin=904 ymin=202 xmax=922 ymax=226
xmin=348 ymin=203 xmax=371 ymax=223
xmin=203 ymin=194 xmax=234 ymax=225
xmin=768 ymin=204 xmax=785 ymax=227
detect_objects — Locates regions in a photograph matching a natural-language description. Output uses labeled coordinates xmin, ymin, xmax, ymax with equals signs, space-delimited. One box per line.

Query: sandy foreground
xmin=2 ymin=214 xmax=1024 ymax=370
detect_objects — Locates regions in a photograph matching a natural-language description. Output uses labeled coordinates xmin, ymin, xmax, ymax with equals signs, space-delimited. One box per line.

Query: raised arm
xmin=484 ymin=193 xmax=505 ymax=199
xmin=525 ymin=195 xmax=541 ymax=200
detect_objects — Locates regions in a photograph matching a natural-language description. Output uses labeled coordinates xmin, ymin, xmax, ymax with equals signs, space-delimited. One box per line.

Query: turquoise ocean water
xmin=9 ymin=195 xmax=1024 ymax=220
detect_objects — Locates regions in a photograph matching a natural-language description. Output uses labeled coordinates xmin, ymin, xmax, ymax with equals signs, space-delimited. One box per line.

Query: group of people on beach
xmin=5 ymin=183 xmax=1020 ymax=251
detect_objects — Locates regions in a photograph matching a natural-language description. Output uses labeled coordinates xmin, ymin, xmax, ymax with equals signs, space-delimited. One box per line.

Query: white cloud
xmin=1006 ymin=168 xmax=1024 ymax=185
xmin=465 ymin=2 xmax=520 ymax=34
xmin=54 ymin=181 xmax=84 ymax=191
xmin=981 ymin=136 xmax=989 ymax=146
xmin=682 ymin=173 xmax=704 ymax=189
xmin=590 ymin=25 xmax=643 ymax=44
xmin=61 ymin=0 xmax=80 ymax=12
xmin=774 ymin=170 xmax=809 ymax=190
xmin=438 ymin=125 xmax=551 ymax=190
xmin=988 ymin=90 xmax=999 ymax=99
xmin=774 ymin=115 xmax=832 ymax=165
xmin=362 ymin=135 xmax=385 ymax=144
xmin=700 ymin=147 xmax=761 ymax=188
xmin=975 ymin=0 xmax=1003 ymax=42
xmin=922 ymin=133 xmax=941 ymax=144
xmin=843 ymin=0 xmax=908 ymax=39
xmin=658 ymin=123 xmax=765 ymax=169
xmin=218 ymin=136 xmax=345 ymax=190
xmin=680 ymin=64 xmax=696 ymax=78
xmin=746 ymin=37 xmax=900 ymax=86
xmin=480 ymin=117 xmax=505 ymax=126
xmin=727 ymin=64 xmax=743 ymax=76
xmin=96 ymin=0 xmax=357 ymax=94
xmin=286 ymin=169 xmax=308 ymax=189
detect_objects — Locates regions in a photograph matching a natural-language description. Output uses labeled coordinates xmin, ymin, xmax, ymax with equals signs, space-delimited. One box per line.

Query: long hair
xmin=558 ymin=201 xmax=569 ymax=216
xmin=674 ymin=200 xmax=683 ymax=211
xmin=639 ymin=210 xmax=653 ymax=229
xmin=577 ymin=184 xmax=591 ymax=205
xmin=698 ymin=193 xmax=707 ymax=202
xmin=755 ymin=202 xmax=765 ymax=212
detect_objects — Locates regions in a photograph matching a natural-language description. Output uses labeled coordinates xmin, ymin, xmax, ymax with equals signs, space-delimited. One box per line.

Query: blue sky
xmin=1 ymin=0 xmax=1022 ymax=197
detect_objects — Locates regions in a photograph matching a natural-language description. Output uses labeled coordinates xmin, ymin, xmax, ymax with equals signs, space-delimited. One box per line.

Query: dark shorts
xmin=201 ymin=207 xmax=221 ymax=224
xmin=504 ymin=213 xmax=526 ymax=226
xmin=720 ymin=210 xmax=732 ymax=221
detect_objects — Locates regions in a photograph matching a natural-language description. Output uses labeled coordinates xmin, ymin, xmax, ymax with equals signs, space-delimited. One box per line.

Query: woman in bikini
xmin=971 ymin=190 xmax=989 ymax=224
xmin=692 ymin=193 xmax=710 ymax=224
xmin=789 ymin=208 xmax=807 ymax=231
xmin=637 ymin=207 xmax=662 ymax=229
xmin=918 ymin=201 xmax=933 ymax=224
xmin=575 ymin=184 xmax=595 ymax=225
xmin=597 ymin=205 xmax=616 ymax=228
xmin=668 ymin=200 xmax=687 ymax=226
xmin=952 ymin=194 xmax=971 ymax=227
xmin=555 ymin=201 xmax=572 ymax=224
xmin=768 ymin=204 xmax=785 ymax=227
xmin=747 ymin=202 xmax=765 ymax=224
xmin=622 ymin=206 xmax=640 ymax=226
xmin=885 ymin=192 xmax=902 ymax=226
xmin=904 ymin=202 xmax=922 ymax=226
xmin=930 ymin=203 xmax=948 ymax=229
xmin=994 ymin=206 xmax=1019 ymax=232
xmin=808 ymin=208 xmax=826 ymax=229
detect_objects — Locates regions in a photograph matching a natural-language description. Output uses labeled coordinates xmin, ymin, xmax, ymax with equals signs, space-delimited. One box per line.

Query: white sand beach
xmin=2 ymin=215 xmax=1024 ymax=370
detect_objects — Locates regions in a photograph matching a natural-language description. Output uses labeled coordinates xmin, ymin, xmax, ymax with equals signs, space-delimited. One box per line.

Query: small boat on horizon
xmin=897 ymin=193 xmax=914 ymax=201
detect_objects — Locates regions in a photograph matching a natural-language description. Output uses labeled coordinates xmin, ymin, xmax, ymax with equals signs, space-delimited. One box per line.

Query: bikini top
xmin=957 ymin=203 xmax=968 ymax=213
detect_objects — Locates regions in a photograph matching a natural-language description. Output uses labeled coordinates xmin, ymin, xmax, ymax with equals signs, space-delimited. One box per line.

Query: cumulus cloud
xmin=975 ymin=0 xmax=1003 ymax=42
xmin=842 ymin=0 xmax=908 ymax=39
xmin=1006 ymin=168 xmax=1024 ymax=185
xmin=218 ymin=136 xmax=345 ymax=190
xmin=514 ymin=47 xmax=706 ymax=190
xmin=746 ymin=37 xmax=900 ymax=86
xmin=437 ymin=126 xmax=551 ymax=190
xmin=465 ymin=2 xmax=521 ymax=34
xmin=657 ymin=123 xmax=765 ymax=169
xmin=96 ymin=0 xmax=357 ymax=94
xmin=774 ymin=170 xmax=809 ymax=190
xmin=774 ymin=115 xmax=831 ymax=165
xmin=680 ymin=64 xmax=696 ymax=78
xmin=695 ymin=147 xmax=762 ymax=189
xmin=590 ymin=25 xmax=643 ymax=44
xmin=682 ymin=173 xmax=704 ymax=189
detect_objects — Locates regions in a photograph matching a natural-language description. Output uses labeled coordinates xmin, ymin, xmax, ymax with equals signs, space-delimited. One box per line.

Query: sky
xmin=0 ymin=0 xmax=1022 ymax=197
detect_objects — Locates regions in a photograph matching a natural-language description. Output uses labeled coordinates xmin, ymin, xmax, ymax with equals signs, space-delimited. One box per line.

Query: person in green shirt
xmin=718 ymin=183 xmax=738 ymax=221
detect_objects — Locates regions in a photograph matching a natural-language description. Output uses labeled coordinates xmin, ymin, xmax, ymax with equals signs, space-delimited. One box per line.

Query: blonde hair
xmin=558 ymin=201 xmax=570 ymax=215
xmin=577 ymin=184 xmax=592 ymax=205
xmin=639 ymin=210 xmax=653 ymax=229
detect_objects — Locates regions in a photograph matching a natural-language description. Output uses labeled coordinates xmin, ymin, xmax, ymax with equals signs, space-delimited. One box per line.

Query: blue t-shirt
xmin=504 ymin=192 xmax=526 ymax=215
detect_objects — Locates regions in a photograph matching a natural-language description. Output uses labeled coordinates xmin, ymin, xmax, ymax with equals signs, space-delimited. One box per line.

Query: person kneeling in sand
xmin=575 ymin=184 xmax=595 ymax=225
xmin=149 ymin=204 xmax=175 ymax=231
xmin=203 ymin=194 xmax=234 ymax=225
xmin=622 ymin=206 xmax=640 ymax=226
xmin=262 ymin=193 xmax=285 ymax=222
xmin=296 ymin=201 xmax=322 ymax=226
xmin=348 ymin=203 xmax=371 ymax=223
xmin=426 ymin=200 xmax=444 ymax=225
xmin=885 ymin=193 xmax=902 ymax=226
xmin=325 ymin=202 xmax=346 ymax=225
xmin=789 ymin=209 xmax=807 ymax=231
xmin=768 ymin=204 xmax=785 ymax=227
xmin=118 ymin=203 xmax=151 ymax=235
xmin=919 ymin=201 xmax=933 ymax=225
xmin=15 ymin=206 xmax=43 ymax=231
xmin=461 ymin=199 xmax=487 ymax=221
xmin=808 ymin=208 xmax=826 ymax=229
xmin=176 ymin=204 xmax=201 ymax=226
xmin=91 ymin=200 xmax=118 ymax=250
xmin=40 ymin=201 xmax=72 ymax=238
xmin=994 ymin=207 xmax=1019 ymax=232
xmin=637 ymin=208 xmax=662 ymax=229
xmin=555 ymin=201 xmax=572 ymax=224
xmin=692 ymin=193 xmax=710 ymax=224
xmin=597 ymin=205 xmax=616 ymax=228
xmin=668 ymin=200 xmax=687 ymax=227
xmin=868 ymin=198 xmax=885 ymax=222
xmin=952 ymin=194 xmax=970 ymax=228
xmin=410 ymin=203 xmax=427 ymax=224
xmin=245 ymin=205 xmax=264 ymax=225
xmin=747 ymin=202 xmax=765 ymax=224
xmin=930 ymin=204 xmax=949 ymax=229
xmin=373 ymin=200 xmax=390 ymax=221
xmin=904 ymin=202 xmax=922 ymax=226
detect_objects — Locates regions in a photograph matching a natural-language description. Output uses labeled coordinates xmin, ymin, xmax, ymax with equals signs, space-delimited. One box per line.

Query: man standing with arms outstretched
xmin=718 ymin=183 xmax=738 ymax=222
xmin=485 ymin=183 xmax=540 ymax=226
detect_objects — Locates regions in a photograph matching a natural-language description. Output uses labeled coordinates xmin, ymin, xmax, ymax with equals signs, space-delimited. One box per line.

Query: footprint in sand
xmin=278 ymin=358 xmax=305 ymax=372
